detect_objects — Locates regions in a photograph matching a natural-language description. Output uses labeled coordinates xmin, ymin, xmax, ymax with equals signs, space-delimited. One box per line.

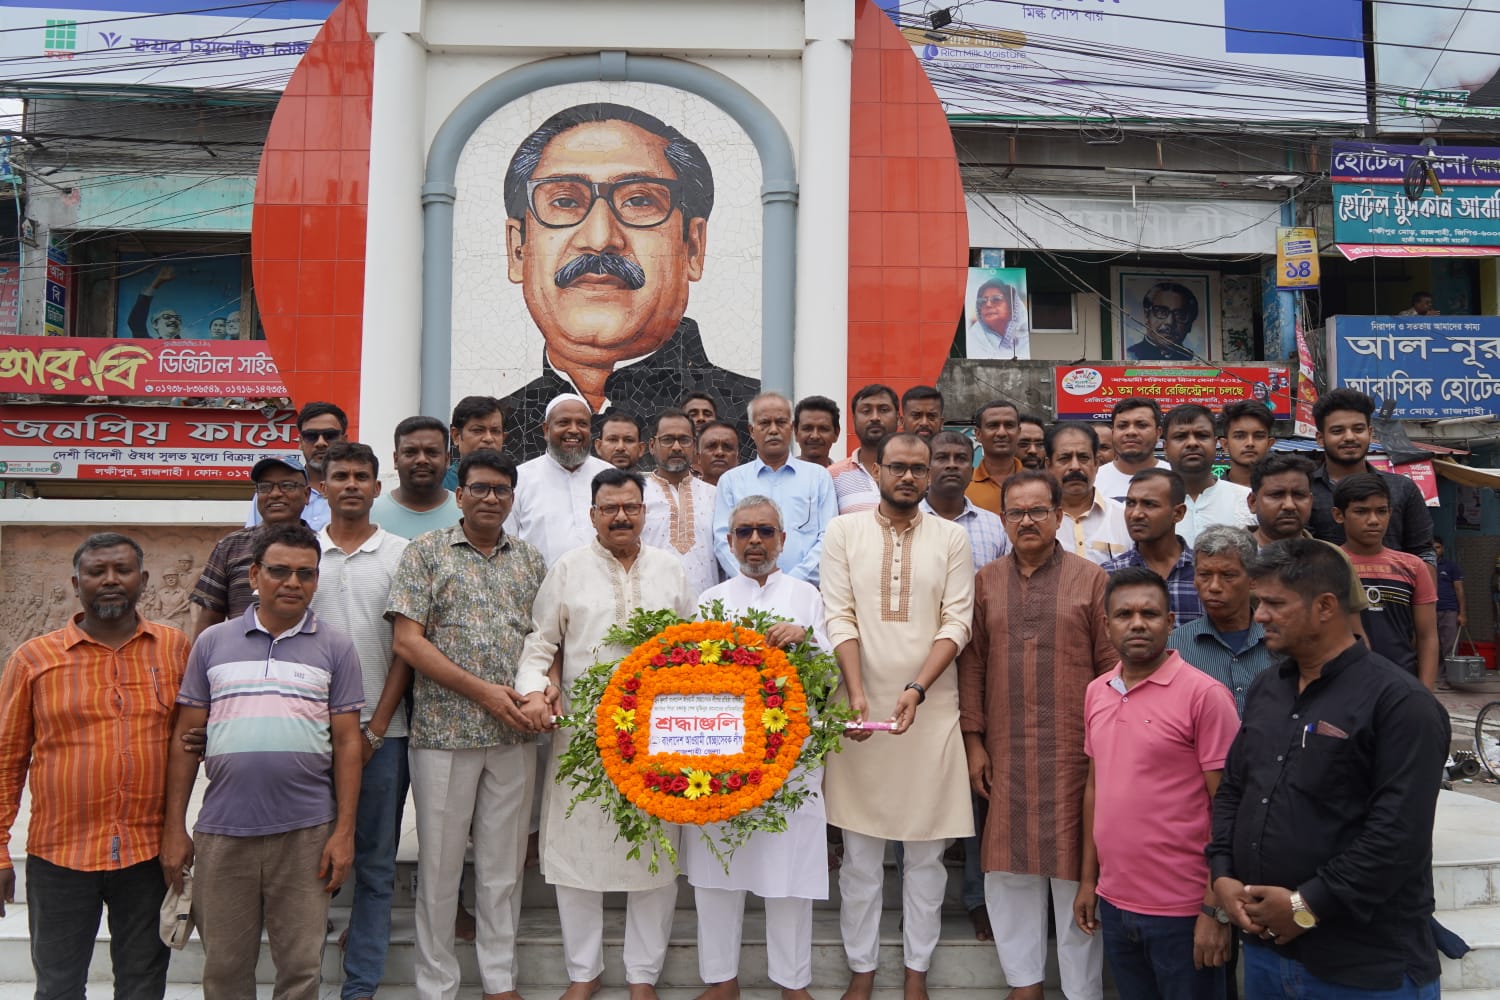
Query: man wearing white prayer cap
xmin=505 ymin=394 xmax=614 ymax=566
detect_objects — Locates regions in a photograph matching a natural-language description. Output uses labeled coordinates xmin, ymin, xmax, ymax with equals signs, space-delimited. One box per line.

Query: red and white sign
xmin=0 ymin=336 xmax=288 ymax=397
xmin=0 ymin=404 xmax=299 ymax=483
xmin=1369 ymin=456 xmax=1440 ymax=507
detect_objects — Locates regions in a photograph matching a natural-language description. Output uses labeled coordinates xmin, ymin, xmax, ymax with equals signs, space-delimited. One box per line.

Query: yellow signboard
xmin=1276 ymin=227 xmax=1320 ymax=290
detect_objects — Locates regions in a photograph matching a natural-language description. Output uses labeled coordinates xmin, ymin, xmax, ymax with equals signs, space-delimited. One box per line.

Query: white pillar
xmin=360 ymin=16 xmax=427 ymax=451
xmin=794 ymin=0 xmax=854 ymax=458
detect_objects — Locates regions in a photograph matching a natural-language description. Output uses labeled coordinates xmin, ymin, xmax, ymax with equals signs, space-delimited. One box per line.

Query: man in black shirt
xmin=1208 ymin=538 xmax=1448 ymax=998
xmin=1307 ymin=389 xmax=1436 ymax=569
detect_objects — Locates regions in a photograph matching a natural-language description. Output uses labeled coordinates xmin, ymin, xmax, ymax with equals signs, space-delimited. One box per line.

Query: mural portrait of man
xmin=494 ymin=102 xmax=759 ymax=460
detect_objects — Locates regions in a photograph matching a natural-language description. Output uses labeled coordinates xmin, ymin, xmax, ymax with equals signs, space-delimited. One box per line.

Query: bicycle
xmin=1478 ymin=699 xmax=1500 ymax=781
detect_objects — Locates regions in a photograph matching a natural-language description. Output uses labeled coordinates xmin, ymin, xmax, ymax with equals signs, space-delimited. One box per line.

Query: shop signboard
xmin=890 ymin=0 xmax=1366 ymax=125
xmin=1328 ymin=315 xmax=1500 ymax=418
xmin=0 ymin=1 xmax=335 ymax=92
xmin=1276 ymin=227 xmax=1320 ymax=289
xmin=0 ymin=336 xmax=287 ymax=397
xmin=1054 ymin=364 xmax=1292 ymax=420
xmin=1331 ymin=142 xmax=1500 ymax=249
xmin=0 ymin=404 xmax=298 ymax=482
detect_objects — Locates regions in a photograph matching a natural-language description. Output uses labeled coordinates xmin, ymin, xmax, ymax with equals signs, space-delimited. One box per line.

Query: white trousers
xmin=695 ymin=887 xmax=814 ymax=989
xmin=985 ymin=871 xmax=1103 ymax=1000
xmin=410 ymin=743 xmax=535 ymax=1000
xmin=839 ymin=831 xmax=947 ymax=973
xmin=555 ymin=882 xmax=678 ymax=985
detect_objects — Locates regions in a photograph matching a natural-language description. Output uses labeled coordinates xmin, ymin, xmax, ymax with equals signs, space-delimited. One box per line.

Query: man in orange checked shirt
xmin=0 ymin=533 xmax=191 ymax=1000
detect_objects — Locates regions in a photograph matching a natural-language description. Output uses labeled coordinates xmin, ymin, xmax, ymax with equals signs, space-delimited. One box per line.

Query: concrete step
xmin=0 ymin=906 xmax=1035 ymax=989
xmin=0 ymin=989 xmax=1071 ymax=1000
xmin=1440 ymin=905 xmax=1500 ymax=992
xmin=1434 ymin=792 xmax=1500 ymax=910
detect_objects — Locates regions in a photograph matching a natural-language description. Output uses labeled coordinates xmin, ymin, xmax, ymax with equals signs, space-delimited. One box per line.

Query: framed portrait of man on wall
xmin=1112 ymin=267 xmax=1219 ymax=363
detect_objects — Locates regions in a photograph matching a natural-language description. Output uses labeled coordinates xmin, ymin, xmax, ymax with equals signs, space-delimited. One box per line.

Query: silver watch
xmin=361 ymin=725 xmax=384 ymax=751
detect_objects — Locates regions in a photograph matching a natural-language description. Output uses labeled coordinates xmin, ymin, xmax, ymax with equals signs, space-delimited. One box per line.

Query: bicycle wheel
xmin=1477 ymin=700 xmax=1500 ymax=781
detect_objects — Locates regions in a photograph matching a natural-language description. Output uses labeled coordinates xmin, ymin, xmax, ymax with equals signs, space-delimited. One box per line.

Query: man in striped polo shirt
xmin=162 ymin=522 xmax=366 ymax=1000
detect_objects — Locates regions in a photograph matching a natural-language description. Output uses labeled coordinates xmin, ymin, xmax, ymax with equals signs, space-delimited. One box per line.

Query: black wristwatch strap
xmin=904 ymin=681 xmax=927 ymax=704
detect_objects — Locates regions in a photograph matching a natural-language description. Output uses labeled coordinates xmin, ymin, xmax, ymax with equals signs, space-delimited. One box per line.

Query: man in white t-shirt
xmin=1093 ymin=397 xmax=1170 ymax=502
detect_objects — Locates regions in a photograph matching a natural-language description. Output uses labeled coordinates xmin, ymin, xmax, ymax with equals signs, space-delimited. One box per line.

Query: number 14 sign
xmin=1276 ymin=227 xmax=1321 ymax=290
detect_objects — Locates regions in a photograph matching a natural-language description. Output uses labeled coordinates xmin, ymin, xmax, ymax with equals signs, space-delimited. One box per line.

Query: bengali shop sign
xmin=1332 ymin=142 xmax=1500 ymax=249
xmin=1327 ymin=315 xmax=1500 ymax=418
xmin=0 ymin=405 xmax=299 ymax=482
xmin=1054 ymin=365 xmax=1292 ymax=420
xmin=0 ymin=336 xmax=287 ymax=398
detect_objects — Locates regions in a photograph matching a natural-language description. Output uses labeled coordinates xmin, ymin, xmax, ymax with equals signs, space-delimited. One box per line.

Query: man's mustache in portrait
xmin=554 ymin=253 xmax=648 ymax=290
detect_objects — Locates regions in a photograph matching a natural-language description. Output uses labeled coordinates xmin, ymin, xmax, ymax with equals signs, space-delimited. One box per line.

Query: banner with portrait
xmin=1112 ymin=267 xmax=1220 ymax=363
xmin=449 ymin=82 xmax=764 ymax=460
xmin=964 ymin=267 xmax=1030 ymax=360
xmin=114 ymin=253 xmax=252 ymax=341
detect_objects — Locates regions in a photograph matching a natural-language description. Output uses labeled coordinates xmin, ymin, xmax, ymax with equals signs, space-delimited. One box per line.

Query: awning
xmin=1337 ymin=244 xmax=1500 ymax=261
xmin=1432 ymin=459 xmax=1500 ymax=491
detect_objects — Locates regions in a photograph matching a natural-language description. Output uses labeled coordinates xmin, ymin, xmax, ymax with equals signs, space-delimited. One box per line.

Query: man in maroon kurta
xmin=958 ymin=470 xmax=1115 ymax=1000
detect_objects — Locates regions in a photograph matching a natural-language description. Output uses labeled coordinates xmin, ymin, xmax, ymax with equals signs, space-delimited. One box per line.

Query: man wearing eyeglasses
xmin=516 ymin=468 xmax=694 ymax=1000
xmin=388 ymin=449 xmax=550 ymax=1000
xmin=191 ymin=455 xmax=312 ymax=639
xmin=497 ymin=103 xmax=758 ymax=463
xmin=958 ymin=470 xmax=1115 ymax=1000
xmin=245 ymin=401 xmax=347 ymax=531
xmin=1128 ymin=283 xmax=1200 ymax=362
xmin=163 ymin=522 xmax=366 ymax=1000
xmin=820 ymin=433 xmax=976 ymax=1000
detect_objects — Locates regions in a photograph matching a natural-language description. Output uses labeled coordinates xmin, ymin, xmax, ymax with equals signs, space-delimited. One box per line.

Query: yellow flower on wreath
xmin=762 ymin=707 xmax=789 ymax=733
xmin=612 ymin=707 xmax=637 ymax=733
xmin=683 ymin=769 xmax=714 ymax=800
xmin=696 ymin=640 xmax=723 ymax=664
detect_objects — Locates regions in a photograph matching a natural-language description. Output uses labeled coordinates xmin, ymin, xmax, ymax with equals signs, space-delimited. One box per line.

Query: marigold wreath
xmin=555 ymin=604 xmax=852 ymax=872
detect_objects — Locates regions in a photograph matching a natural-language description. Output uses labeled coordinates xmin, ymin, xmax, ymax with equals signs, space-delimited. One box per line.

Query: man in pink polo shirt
xmin=1072 ymin=565 xmax=1241 ymax=1000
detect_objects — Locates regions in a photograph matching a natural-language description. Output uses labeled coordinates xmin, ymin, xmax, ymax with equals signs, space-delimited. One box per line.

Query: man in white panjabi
xmin=506 ymin=393 xmax=613 ymax=566
xmin=685 ymin=495 xmax=828 ymax=1000
xmin=820 ymin=433 xmax=976 ymax=1000
xmin=516 ymin=467 xmax=695 ymax=1000
xmin=641 ymin=408 xmax=720 ymax=595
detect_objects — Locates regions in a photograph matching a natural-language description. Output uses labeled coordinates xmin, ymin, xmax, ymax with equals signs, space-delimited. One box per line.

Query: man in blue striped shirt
xmin=1166 ymin=524 xmax=1273 ymax=717
xmin=1101 ymin=469 xmax=1203 ymax=627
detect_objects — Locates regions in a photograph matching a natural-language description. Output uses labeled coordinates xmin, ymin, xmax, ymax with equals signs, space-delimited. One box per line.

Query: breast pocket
xmin=1290 ymin=735 xmax=1363 ymax=800
xmin=783 ymin=494 xmax=816 ymax=532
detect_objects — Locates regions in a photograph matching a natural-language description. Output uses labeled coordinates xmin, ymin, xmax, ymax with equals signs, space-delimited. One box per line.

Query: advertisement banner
xmin=0 ymin=259 xmax=19 ymax=337
xmin=1294 ymin=321 xmax=1319 ymax=438
xmin=1276 ymin=227 xmax=1321 ymax=289
xmin=1331 ymin=142 xmax=1500 ymax=250
xmin=0 ymin=1 xmax=335 ymax=92
xmin=1054 ymin=365 xmax=1292 ymax=420
xmin=1373 ymin=2 xmax=1500 ymax=132
xmin=0 ymin=336 xmax=287 ymax=397
xmin=889 ymin=0 xmax=1366 ymax=125
xmin=1327 ymin=315 xmax=1500 ymax=418
xmin=1369 ymin=457 xmax=1440 ymax=507
xmin=0 ymin=405 xmax=299 ymax=482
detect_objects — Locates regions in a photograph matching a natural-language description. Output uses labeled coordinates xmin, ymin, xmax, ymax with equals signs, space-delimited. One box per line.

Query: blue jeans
xmin=341 ymin=736 xmax=410 ymax=999
xmin=27 ymin=855 xmax=168 ymax=1000
xmin=1099 ymin=897 xmax=1226 ymax=1000
xmin=1242 ymin=940 xmax=1440 ymax=1000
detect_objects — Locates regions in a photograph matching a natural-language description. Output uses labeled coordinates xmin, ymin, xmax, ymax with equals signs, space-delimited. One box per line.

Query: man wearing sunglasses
xmin=516 ymin=468 xmax=694 ymax=1000
xmin=684 ymin=495 xmax=829 ymax=1000
xmin=191 ymin=455 xmax=312 ymax=639
xmin=245 ymin=401 xmax=347 ymax=531
xmin=497 ymin=103 xmax=758 ymax=463
xmin=163 ymin=522 xmax=366 ymax=1000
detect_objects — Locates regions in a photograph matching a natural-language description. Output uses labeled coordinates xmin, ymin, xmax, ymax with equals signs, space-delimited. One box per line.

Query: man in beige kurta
xmin=957 ymin=469 xmax=1115 ymax=1000
xmin=516 ymin=468 xmax=694 ymax=1000
xmin=820 ymin=433 xmax=975 ymax=1000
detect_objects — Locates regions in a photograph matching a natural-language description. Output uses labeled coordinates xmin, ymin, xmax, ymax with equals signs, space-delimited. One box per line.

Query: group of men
xmin=0 ymin=379 xmax=1453 ymax=1000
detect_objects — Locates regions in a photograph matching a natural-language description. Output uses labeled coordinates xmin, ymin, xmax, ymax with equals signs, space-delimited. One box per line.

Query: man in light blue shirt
xmin=713 ymin=393 xmax=837 ymax=585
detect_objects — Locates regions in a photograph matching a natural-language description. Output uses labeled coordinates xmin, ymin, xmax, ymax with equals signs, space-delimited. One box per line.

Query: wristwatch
xmin=1201 ymin=904 xmax=1230 ymax=925
xmin=361 ymin=725 xmax=384 ymax=752
xmin=904 ymin=681 xmax=927 ymax=704
xmin=1290 ymin=891 xmax=1318 ymax=929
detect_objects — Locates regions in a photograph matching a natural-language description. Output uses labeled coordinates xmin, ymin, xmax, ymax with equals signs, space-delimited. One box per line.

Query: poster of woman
xmin=964 ymin=267 xmax=1030 ymax=360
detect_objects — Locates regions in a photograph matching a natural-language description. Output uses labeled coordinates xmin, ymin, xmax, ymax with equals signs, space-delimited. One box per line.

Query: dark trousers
xmin=1100 ymin=897 xmax=1227 ymax=1000
xmin=27 ymin=854 xmax=169 ymax=1000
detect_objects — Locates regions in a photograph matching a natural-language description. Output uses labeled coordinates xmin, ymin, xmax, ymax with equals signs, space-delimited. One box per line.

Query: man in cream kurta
xmin=685 ymin=494 xmax=829 ymax=1000
xmin=641 ymin=409 xmax=720 ymax=596
xmin=820 ymin=433 xmax=975 ymax=1000
xmin=515 ymin=468 xmax=694 ymax=1000
xmin=505 ymin=394 xmax=613 ymax=566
